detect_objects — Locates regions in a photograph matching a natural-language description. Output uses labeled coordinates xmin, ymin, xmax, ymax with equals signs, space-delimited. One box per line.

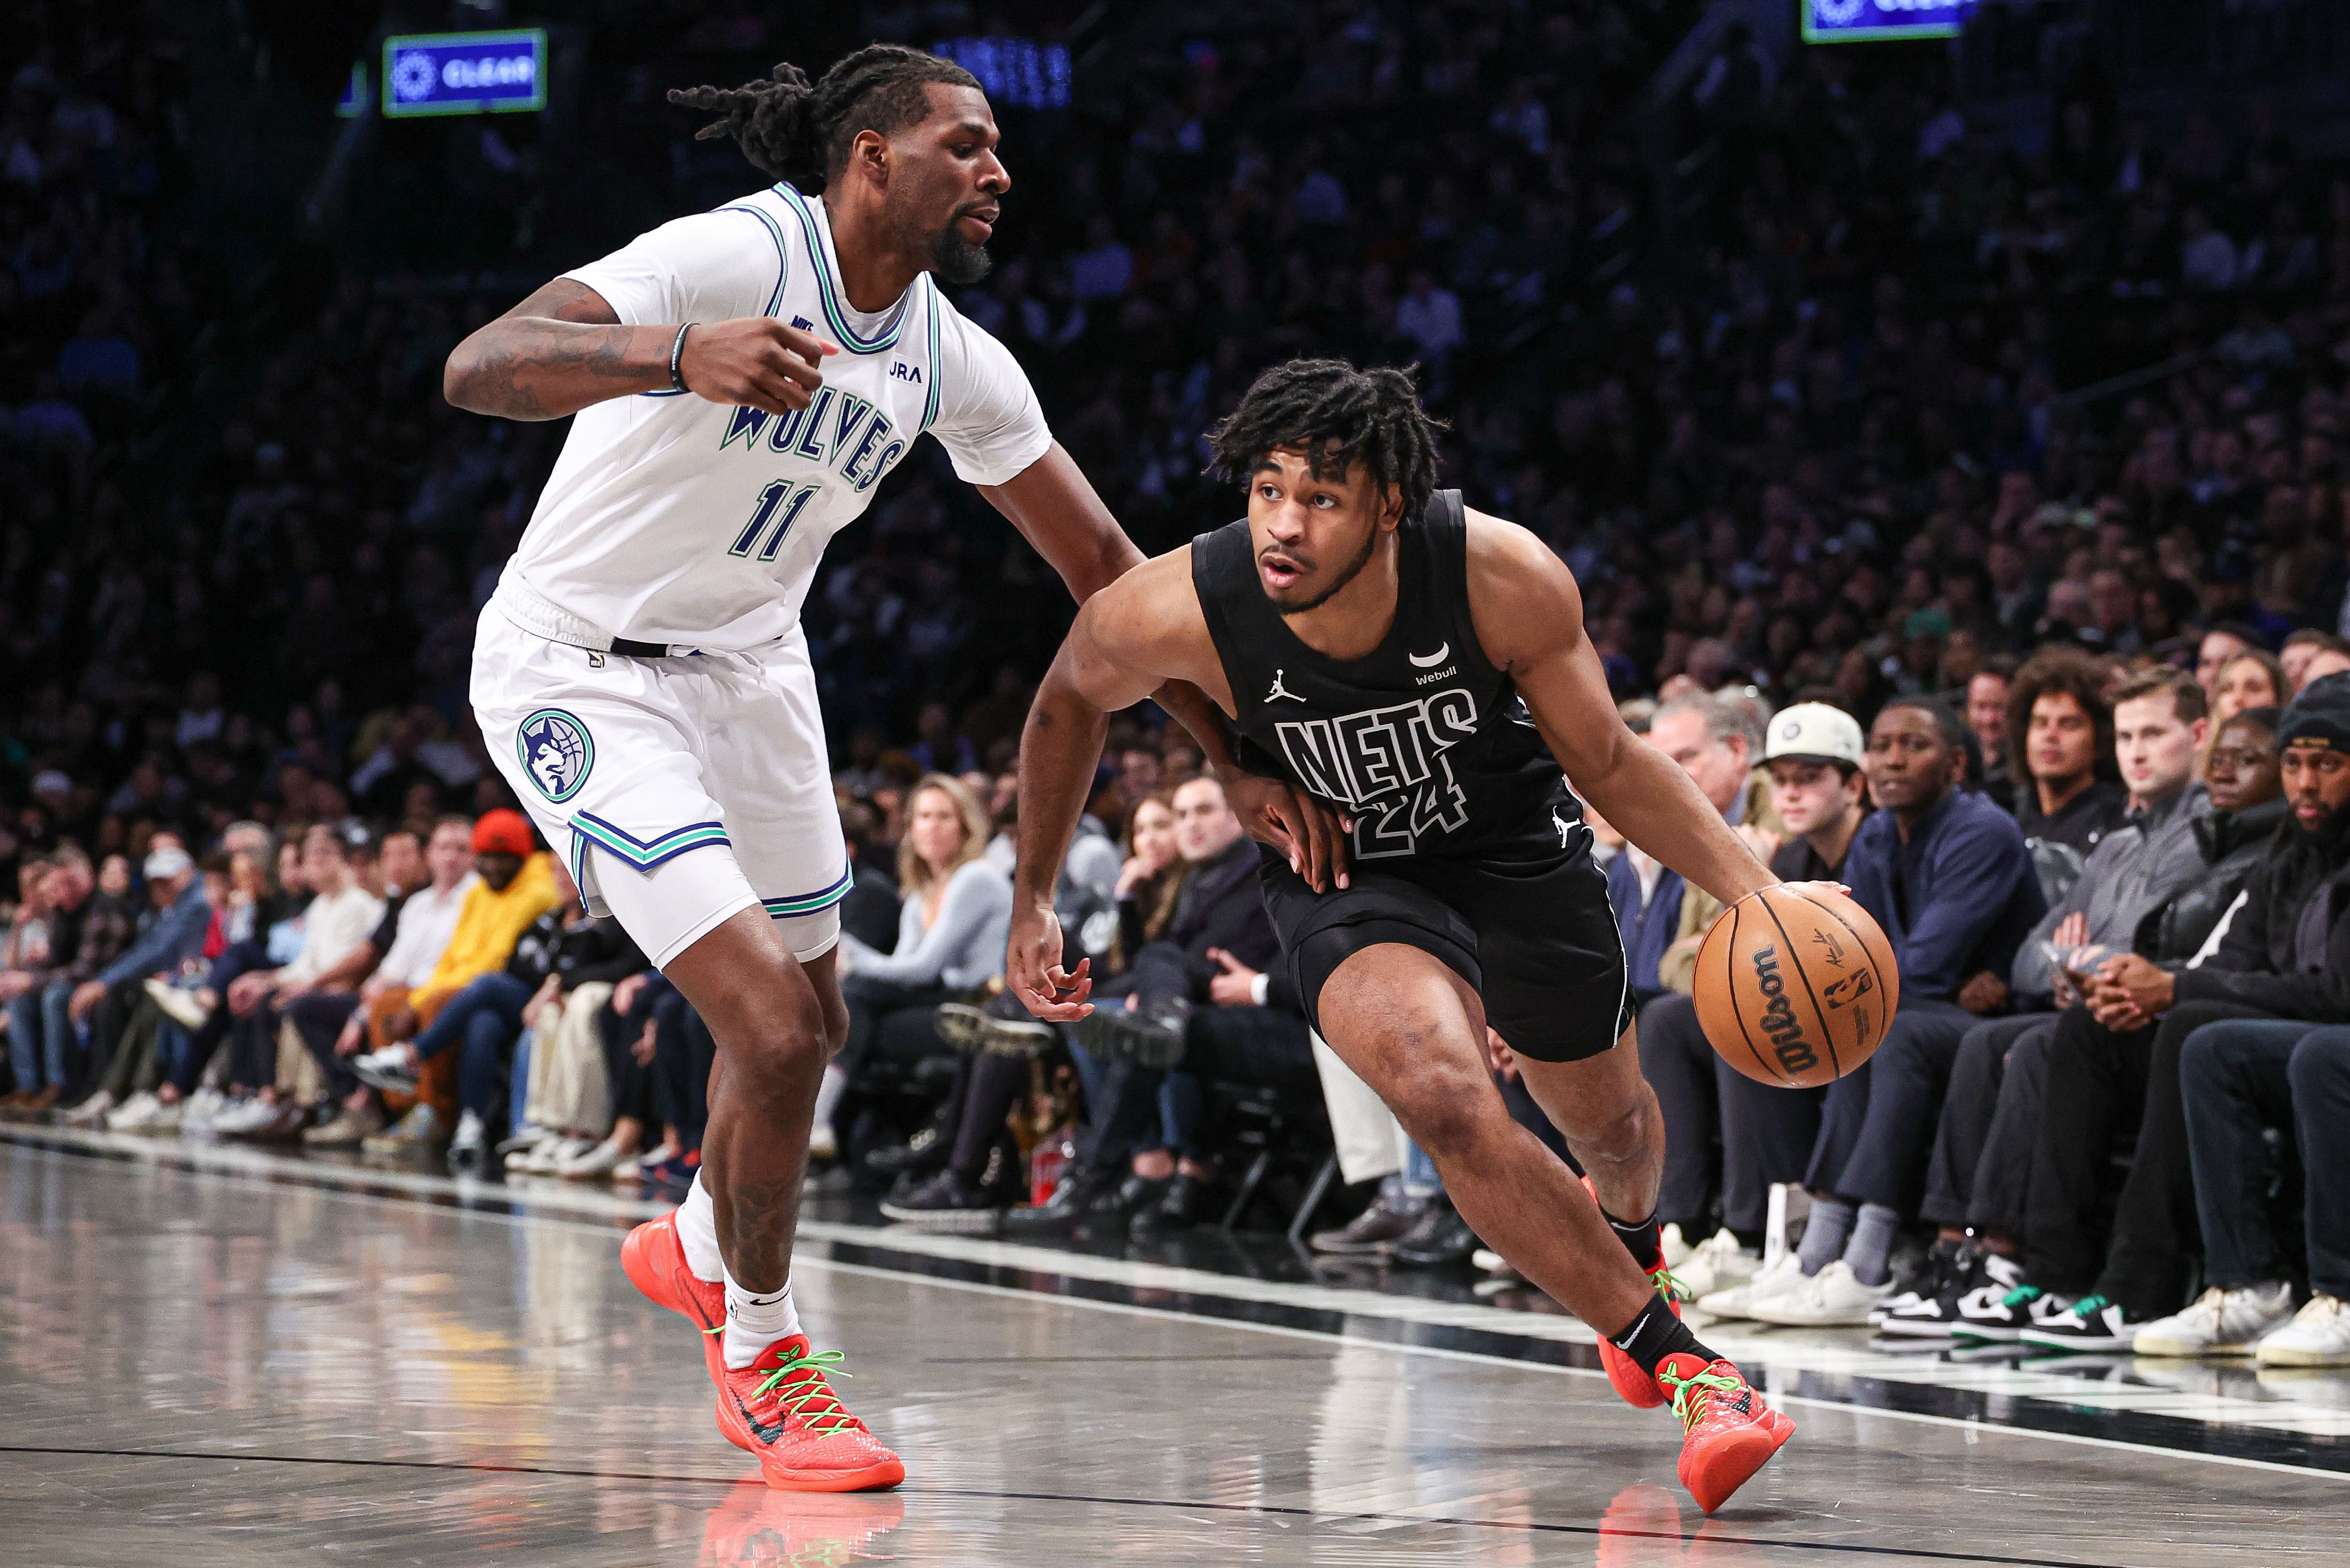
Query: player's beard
xmin=929 ymin=211 xmax=993 ymax=287
xmin=1269 ymin=522 xmax=1379 ymax=617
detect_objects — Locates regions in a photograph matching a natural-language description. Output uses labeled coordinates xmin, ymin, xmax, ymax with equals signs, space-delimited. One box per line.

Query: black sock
xmin=1609 ymin=1291 xmax=1718 ymax=1378
xmin=1602 ymin=1206 xmax=1664 ymax=1273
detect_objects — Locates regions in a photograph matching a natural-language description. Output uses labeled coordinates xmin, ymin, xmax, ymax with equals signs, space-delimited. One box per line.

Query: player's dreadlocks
xmin=1208 ymin=359 xmax=1448 ymax=523
xmin=668 ymin=45 xmax=980 ymax=194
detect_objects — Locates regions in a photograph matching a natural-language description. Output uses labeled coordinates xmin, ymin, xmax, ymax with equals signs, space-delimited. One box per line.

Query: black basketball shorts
xmin=1256 ymin=843 xmax=1632 ymax=1063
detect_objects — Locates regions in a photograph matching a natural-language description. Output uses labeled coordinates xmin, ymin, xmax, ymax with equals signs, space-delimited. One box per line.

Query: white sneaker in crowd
xmin=364 ymin=1103 xmax=445 ymax=1153
xmin=1468 ymin=1245 xmax=1526 ymax=1294
xmin=554 ymin=1136 xmax=633 ymax=1180
xmin=351 ymin=1046 xmax=420 ymax=1094
xmin=62 ymin=1091 xmax=116 ymax=1129
xmin=143 ymin=979 xmax=212 ymax=1032
xmin=209 ymin=1097 xmax=280 ymax=1136
xmin=1673 ymin=1229 xmax=1759 ymax=1301
xmin=1749 ymin=1259 xmax=1892 ymax=1327
xmin=495 ymin=1124 xmax=550 ymax=1158
xmin=2256 ymin=1294 xmax=2350 ymax=1368
xmin=1660 ymin=1223 xmax=1695 ymax=1271
xmin=2134 ymin=1282 xmax=2296 ymax=1357
xmin=447 ymin=1108 xmax=487 ymax=1169
xmin=508 ymin=1134 xmax=590 ymax=1174
xmin=304 ymin=1101 xmax=385 ymax=1147
xmin=1696 ymin=1250 xmax=1807 ymax=1320
xmin=110 ymin=1093 xmax=181 ymax=1134
xmin=178 ymin=1087 xmax=228 ymax=1136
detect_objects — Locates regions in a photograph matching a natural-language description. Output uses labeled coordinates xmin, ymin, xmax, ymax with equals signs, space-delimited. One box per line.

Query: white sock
xmin=677 ymin=1172 xmax=724 ymax=1283
xmin=812 ymin=1063 xmax=848 ymax=1136
xmin=723 ymin=1274 xmax=802 ymax=1370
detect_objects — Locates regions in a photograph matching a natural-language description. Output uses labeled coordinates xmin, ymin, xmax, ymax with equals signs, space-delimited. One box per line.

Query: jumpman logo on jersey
xmin=1266 ymin=669 xmax=1306 ymax=703
xmin=1553 ymin=810 xmax=1575 ymax=848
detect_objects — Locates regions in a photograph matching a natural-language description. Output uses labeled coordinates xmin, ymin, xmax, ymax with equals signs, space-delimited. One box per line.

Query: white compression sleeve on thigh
xmin=775 ymin=906 xmax=841 ymax=963
xmin=723 ymin=1276 xmax=802 ymax=1370
xmin=677 ymin=1170 xmax=725 ymax=1283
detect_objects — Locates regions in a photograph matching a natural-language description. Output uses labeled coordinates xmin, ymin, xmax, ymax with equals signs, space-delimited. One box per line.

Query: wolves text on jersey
xmin=1274 ymin=687 xmax=1476 ymax=858
xmin=718 ymin=385 xmax=906 ymax=495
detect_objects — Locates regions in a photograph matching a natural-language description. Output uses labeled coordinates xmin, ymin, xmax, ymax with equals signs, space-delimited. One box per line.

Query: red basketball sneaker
xmin=1656 ymin=1353 xmax=1795 ymax=1514
xmin=716 ymin=1334 xmax=904 ymax=1493
xmin=620 ymin=1213 xmax=729 ymax=1390
xmin=1594 ymin=1264 xmax=1688 ymax=1409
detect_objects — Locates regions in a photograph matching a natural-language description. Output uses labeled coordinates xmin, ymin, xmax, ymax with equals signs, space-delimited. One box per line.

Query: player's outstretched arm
xmin=443 ymin=278 xmax=838 ymax=422
xmin=1464 ymin=511 xmax=1777 ymax=910
xmin=1008 ymin=554 xmax=1216 ymax=1019
xmin=981 ymin=450 xmax=1352 ymax=891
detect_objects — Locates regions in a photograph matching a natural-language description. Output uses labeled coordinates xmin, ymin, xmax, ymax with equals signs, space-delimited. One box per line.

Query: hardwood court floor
xmin=3 ymin=1133 xmax=2344 ymax=1566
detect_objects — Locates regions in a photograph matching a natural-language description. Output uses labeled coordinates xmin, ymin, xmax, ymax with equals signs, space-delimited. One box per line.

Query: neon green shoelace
xmin=1651 ymin=1264 xmax=1693 ymax=1305
xmin=752 ymin=1346 xmax=862 ymax=1435
xmin=1657 ymin=1364 xmax=1742 ymax=1430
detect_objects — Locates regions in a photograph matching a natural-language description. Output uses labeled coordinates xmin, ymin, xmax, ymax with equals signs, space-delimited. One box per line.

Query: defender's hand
xmin=678 ymin=318 xmax=840 ymax=416
xmin=1009 ymin=905 xmax=1092 ymax=1021
xmin=1224 ymin=771 xmax=1352 ymax=892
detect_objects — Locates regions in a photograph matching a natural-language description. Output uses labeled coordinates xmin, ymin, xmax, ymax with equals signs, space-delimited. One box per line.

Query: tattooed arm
xmin=442 ymin=278 xmax=840 ymax=422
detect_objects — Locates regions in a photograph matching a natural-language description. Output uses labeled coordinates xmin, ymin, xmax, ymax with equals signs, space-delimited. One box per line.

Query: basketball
xmin=1693 ymin=885 xmax=1899 ymax=1089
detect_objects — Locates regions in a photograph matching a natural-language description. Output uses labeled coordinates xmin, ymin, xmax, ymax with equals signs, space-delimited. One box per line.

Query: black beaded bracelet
xmin=668 ymin=322 xmax=693 ymax=392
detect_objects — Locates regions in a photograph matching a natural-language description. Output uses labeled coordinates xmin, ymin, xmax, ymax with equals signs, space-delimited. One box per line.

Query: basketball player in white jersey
xmin=445 ymin=46 xmax=1338 ymax=1491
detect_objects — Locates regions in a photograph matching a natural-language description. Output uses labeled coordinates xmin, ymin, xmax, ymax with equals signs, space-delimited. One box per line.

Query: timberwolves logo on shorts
xmin=517 ymin=709 xmax=594 ymax=803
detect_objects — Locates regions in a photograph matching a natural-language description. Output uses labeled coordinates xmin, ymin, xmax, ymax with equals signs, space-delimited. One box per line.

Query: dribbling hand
xmin=1224 ymin=771 xmax=1351 ymax=892
xmin=1008 ymin=904 xmax=1093 ymax=1021
xmin=677 ymin=318 xmax=840 ymax=416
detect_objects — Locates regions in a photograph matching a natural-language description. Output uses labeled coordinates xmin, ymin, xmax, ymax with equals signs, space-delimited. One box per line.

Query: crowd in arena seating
xmin=7 ymin=2 xmax=2350 ymax=1373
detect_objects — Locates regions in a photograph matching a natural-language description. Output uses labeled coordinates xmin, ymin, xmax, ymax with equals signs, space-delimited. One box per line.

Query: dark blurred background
xmin=5 ymin=0 xmax=2350 ymax=862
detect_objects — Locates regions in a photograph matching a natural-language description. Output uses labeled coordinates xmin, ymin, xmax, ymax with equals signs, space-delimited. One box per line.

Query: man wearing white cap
xmin=1638 ymin=702 xmax=1868 ymax=1299
xmin=63 ymin=844 xmax=212 ymax=1119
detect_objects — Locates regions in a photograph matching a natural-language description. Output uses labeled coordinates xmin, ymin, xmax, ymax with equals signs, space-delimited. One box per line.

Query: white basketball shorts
xmin=472 ymin=594 xmax=847 ymax=969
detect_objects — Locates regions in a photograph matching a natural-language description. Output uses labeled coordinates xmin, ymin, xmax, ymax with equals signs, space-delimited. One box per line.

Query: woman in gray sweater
xmin=815 ymin=775 xmax=1010 ymax=1150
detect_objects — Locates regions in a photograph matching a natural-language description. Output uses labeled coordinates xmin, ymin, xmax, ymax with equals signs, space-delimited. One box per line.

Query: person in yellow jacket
xmin=353 ymin=809 xmax=561 ymax=1143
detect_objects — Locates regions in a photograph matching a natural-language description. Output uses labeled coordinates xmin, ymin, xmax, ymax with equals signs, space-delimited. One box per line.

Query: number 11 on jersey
xmin=729 ymin=479 xmax=820 ymax=562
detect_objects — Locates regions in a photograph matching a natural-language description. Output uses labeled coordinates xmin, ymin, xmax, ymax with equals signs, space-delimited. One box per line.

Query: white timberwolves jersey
xmin=502 ymin=183 xmax=1052 ymax=650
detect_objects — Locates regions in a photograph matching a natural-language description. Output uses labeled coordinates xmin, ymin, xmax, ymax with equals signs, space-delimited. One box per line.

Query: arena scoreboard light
xmin=929 ymin=36 xmax=1071 ymax=110
xmin=382 ymin=29 xmax=547 ymax=118
xmin=1802 ymin=0 xmax=1975 ymax=43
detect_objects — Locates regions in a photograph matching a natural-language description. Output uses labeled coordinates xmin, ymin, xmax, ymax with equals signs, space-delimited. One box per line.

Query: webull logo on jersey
xmin=1748 ymin=944 xmax=1820 ymax=1077
xmin=517 ymin=709 xmax=594 ymax=804
xmin=718 ymin=386 xmax=906 ymax=494
xmin=1275 ymin=689 xmax=1475 ymax=858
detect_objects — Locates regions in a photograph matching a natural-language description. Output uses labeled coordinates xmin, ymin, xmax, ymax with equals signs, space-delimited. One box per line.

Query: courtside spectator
xmin=2045 ymin=675 xmax=2350 ymax=1354
xmin=1645 ymin=702 xmax=1864 ymax=1298
xmin=350 ymin=809 xmax=560 ymax=1151
xmin=1888 ymin=671 xmax=2213 ymax=1335
xmin=294 ymin=816 xmax=479 ymax=1147
xmin=2175 ymin=1021 xmax=2350 ymax=1366
xmin=822 ymin=775 xmax=1009 ymax=1159
xmin=2008 ymin=651 xmax=2128 ymax=895
xmin=1711 ymin=698 xmax=2043 ymax=1325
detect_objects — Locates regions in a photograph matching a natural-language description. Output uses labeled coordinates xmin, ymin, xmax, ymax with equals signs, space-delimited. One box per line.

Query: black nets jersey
xmin=1191 ymin=490 xmax=1587 ymax=867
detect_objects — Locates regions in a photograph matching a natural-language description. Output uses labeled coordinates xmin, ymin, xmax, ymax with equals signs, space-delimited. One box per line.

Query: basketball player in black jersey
xmin=1009 ymin=359 xmax=1808 ymax=1513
